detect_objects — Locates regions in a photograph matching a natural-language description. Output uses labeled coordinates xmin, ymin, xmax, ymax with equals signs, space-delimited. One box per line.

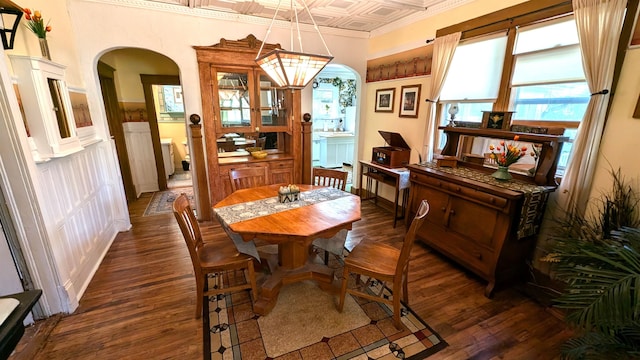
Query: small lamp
xmin=447 ymin=103 xmax=459 ymax=127
xmin=0 ymin=0 xmax=23 ymax=50
xmin=255 ymin=0 xmax=333 ymax=89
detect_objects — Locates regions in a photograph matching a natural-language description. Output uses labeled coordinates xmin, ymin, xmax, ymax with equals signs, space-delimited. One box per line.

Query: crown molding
xmin=81 ymin=0 xmax=369 ymax=39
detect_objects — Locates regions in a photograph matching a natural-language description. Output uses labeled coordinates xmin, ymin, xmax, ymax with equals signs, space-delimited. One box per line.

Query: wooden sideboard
xmin=407 ymin=127 xmax=567 ymax=296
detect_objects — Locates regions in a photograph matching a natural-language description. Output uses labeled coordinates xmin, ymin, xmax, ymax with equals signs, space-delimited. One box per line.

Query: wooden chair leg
xmin=392 ymin=281 xmax=402 ymax=329
xmin=403 ymin=266 xmax=409 ymax=304
xmin=338 ymin=266 xmax=349 ymax=312
xmin=195 ymin=273 xmax=205 ymax=319
xmin=247 ymin=260 xmax=258 ymax=302
xmin=203 ymin=275 xmax=212 ymax=360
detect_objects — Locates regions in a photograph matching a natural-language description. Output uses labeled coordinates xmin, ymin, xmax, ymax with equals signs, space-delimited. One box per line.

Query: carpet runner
xmin=143 ymin=187 xmax=195 ymax=216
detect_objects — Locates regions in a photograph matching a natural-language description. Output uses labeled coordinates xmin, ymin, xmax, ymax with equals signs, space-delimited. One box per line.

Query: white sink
xmin=0 ymin=298 xmax=19 ymax=327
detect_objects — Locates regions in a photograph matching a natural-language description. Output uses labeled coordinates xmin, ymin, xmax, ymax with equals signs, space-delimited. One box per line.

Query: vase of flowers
xmin=24 ymin=8 xmax=52 ymax=60
xmin=488 ymin=136 xmax=527 ymax=181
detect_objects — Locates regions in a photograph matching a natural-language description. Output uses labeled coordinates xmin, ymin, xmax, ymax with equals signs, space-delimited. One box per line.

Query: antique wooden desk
xmin=214 ymin=184 xmax=361 ymax=315
xmin=359 ymin=160 xmax=410 ymax=227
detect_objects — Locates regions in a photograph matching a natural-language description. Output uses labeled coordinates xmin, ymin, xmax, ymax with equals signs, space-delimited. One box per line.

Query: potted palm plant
xmin=543 ymin=168 xmax=640 ymax=359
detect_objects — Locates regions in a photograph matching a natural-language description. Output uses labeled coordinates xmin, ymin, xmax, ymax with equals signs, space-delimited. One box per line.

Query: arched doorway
xmin=311 ymin=64 xmax=359 ymax=189
xmin=97 ymin=48 xmax=191 ymax=202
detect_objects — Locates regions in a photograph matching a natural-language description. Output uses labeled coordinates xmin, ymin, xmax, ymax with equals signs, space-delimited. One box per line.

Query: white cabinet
xmin=161 ymin=138 xmax=175 ymax=179
xmin=10 ymin=56 xmax=83 ymax=159
xmin=317 ymin=133 xmax=354 ymax=168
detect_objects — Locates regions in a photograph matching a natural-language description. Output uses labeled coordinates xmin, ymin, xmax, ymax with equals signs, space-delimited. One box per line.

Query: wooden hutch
xmin=195 ymin=35 xmax=303 ymax=203
xmin=407 ymin=126 xmax=567 ymax=297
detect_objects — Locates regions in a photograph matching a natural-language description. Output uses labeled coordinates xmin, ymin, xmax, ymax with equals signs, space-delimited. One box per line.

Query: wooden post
xmin=301 ymin=120 xmax=312 ymax=184
xmin=189 ymin=115 xmax=211 ymax=221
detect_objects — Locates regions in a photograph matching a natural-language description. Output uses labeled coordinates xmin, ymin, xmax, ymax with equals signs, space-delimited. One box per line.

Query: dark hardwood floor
xmin=10 ymin=193 xmax=571 ymax=359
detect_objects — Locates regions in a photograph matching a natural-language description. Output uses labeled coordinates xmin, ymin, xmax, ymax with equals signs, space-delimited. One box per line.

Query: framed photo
xmin=398 ymin=84 xmax=421 ymax=118
xmin=375 ymin=88 xmax=395 ymax=112
xmin=630 ymin=5 xmax=640 ymax=48
xmin=481 ymin=111 xmax=513 ymax=130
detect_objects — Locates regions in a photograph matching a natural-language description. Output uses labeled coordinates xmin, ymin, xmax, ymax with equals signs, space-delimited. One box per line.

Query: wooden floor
xmin=10 ymin=193 xmax=572 ymax=360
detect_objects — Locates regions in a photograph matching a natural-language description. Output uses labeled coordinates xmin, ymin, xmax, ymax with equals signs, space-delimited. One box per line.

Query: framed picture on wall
xmin=399 ymin=84 xmax=421 ymax=118
xmin=630 ymin=5 xmax=640 ymax=48
xmin=375 ymin=88 xmax=395 ymax=112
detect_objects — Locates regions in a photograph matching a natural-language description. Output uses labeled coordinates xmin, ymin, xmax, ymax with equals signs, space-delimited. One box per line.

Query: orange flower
xmin=23 ymin=8 xmax=51 ymax=39
xmin=488 ymin=136 xmax=527 ymax=167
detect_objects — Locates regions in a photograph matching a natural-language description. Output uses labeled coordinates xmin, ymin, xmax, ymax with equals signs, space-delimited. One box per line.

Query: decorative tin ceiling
xmin=141 ymin=0 xmax=464 ymax=32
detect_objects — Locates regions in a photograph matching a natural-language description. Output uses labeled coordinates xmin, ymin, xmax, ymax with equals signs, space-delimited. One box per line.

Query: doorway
xmin=97 ymin=48 xmax=192 ymax=201
xmin=140 ymin=75 xmax=192 ymax=190
xmin=311 ymin=64 xmax=359 ymax=189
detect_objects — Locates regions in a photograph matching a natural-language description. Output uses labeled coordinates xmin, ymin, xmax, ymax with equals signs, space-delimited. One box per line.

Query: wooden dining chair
xmin=338 ymin=199 xmax=430 ymax=329
xmin=229 ymin=167 xmax=269 ymax=192
xmin=311 ymin=167 xmax=349 ymax=264
xmin=312 ymin=167 xmax=347 ymax=190
xmin=172 ymin=193 xmax=258 ymax=319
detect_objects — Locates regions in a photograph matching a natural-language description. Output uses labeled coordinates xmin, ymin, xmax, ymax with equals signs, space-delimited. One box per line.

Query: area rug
xmin=143 ymin=187 xmax=195 ymax=216
xmin=206 ymin=261 xmax=447 ymax=360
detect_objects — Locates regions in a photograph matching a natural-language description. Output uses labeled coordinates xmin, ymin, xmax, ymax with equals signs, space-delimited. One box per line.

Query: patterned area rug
xmin=206 ymin=254 xmax=447 ymax=360
xmin=143 ymin=187 xmax=195 ymax=216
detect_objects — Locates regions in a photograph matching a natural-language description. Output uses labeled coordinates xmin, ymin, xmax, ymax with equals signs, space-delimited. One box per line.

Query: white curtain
xmin=422 ymin=32 xmax=461 ymax=162
xmin=556 ymin=0 xmax=627 ymax=214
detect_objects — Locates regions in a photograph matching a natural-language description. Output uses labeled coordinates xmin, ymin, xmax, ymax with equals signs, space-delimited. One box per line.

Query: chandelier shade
xmin=255 ymin=0 xmax=333 ymax=89
xmin=256 ymin=49 xmax=333 ymax=89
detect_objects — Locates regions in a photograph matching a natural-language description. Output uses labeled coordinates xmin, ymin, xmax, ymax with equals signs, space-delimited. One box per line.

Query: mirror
xmin=47 ymin=78 xmax=72 ymax=138
xmin=461 ymin=136 xmax=540 ymax=176
xmin=216 ymin=132 xmax=279 ymax=154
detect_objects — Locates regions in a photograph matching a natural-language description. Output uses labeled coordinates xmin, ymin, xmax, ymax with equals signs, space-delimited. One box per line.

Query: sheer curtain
xmin=556 ymin=0 xmax=627 ymax=214
xmin=422 ymin=32 xmax=461 ymax=162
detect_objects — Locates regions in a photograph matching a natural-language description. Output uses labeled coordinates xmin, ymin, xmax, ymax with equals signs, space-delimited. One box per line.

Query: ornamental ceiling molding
xmin=369 ymin=0 xmax=475 ymax=37
xmin=83 ymin=0 xmax=369 ymax=38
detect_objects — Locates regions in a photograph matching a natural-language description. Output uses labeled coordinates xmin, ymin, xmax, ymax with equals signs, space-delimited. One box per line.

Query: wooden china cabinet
xmin=407 ymin=126 xmax=567 ymax=297
xmin=195 ymin=35 xmax=303 ymax=203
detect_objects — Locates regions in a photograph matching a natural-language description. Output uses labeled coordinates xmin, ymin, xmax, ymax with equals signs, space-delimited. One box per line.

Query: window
xmin=510 ymin=17 xmax=586 ymax=172
xmin=437 ymin=34 xmax=508 ymax=149
xmin=440 ymin=34 xmax=508 ymax=103
xmin=437 ymin=16 xmax=586 ymax=175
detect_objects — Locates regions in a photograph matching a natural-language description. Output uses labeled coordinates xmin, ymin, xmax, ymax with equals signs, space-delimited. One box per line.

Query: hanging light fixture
xmin=255 ymin=0 xmax=333 ymax=89
xmin=0 ymin=0 xmax=23 ymax=50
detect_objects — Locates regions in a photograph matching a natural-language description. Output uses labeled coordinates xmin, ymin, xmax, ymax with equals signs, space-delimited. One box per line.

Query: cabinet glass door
xmin=217 ymin=71 xmax=252 ymax=129
xmin=258 ymin=74 xmax=288 ymax=130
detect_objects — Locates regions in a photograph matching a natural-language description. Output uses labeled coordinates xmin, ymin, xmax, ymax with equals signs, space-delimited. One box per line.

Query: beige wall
xmin=368 ymin=0 xmax=528 ymax=57
xmin=100 ymin=49 xmax=179 ymax=102
xmin=4 ymin=1 xmax=84 ymax=87
xmin=589 ymin=48 xmax=640 ymax=204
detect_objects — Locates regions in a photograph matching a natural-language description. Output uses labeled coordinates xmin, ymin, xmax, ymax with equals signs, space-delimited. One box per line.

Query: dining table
xmin=214 ymin=184 xmax=361 ymax=316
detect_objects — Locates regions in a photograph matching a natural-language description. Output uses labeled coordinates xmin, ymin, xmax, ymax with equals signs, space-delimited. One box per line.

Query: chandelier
xmin=255 ymin=0 xmax=333 ymax=89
